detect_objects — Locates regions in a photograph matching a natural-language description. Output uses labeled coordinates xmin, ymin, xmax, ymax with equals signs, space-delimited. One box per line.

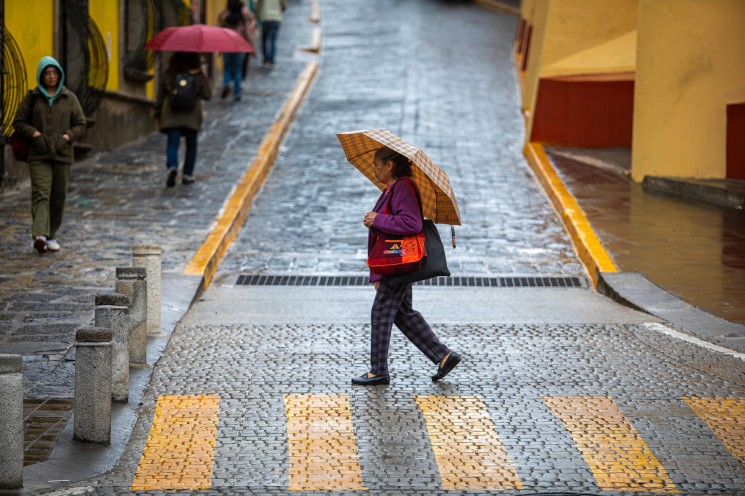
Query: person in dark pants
xmin=352 ymin=147 xmax=461 ymax=386
xmin=155 ymin=52 xmax=212 ymax=187
xmin=254 ymin=0 xmax=287 ymax=69
xmin=13 ymin=56 xmax=86 ymax=254
xmin=219 ymin=0 xmax=256 ymax=101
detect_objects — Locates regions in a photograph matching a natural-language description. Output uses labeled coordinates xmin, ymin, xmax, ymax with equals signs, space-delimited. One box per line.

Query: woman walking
xmin=218 ymin=0 xmax=256 ymax=101
xmin=13 ymin=56 xmax=86 ymax=254
xmin=353 ymin=147 xmax=461 ymax=386
xmin=155 ymin=51 xmax=212 ymax=187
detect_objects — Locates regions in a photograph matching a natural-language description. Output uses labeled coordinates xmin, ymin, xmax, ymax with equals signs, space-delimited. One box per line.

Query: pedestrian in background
xmin=219 ymin=0 xmax=256 ymax=101
xmin=353 ymin=147 xmax=461 ymax=386
xmin=12 ymin=56 xmax=86 ymax=254
xmin=254 ymin=0 xmax=287 ymax=69
xmin=155 ymin=51 xmax=212 ymax=187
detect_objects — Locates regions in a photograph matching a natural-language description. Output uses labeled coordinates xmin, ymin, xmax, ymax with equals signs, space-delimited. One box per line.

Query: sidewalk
xmin=0 ymin=1 xmax=315 ymax=488
xmin=543 ymin=145 xmax=745 ymax=349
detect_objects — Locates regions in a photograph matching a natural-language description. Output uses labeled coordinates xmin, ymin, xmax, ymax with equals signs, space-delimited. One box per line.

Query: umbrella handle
xmin=451 ymin=226 xmax=456 ymax=249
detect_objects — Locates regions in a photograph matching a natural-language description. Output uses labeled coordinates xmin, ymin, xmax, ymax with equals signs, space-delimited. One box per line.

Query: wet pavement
xmin=0 ymin=3 xmax=312 ymax=402
xmin=91 ymin=306 xmax=745 ymax=494
xmin=3 ymin=0 xmax=745 ymax=494
xmin=219 ymin=0 xmax=582 ymax=279
xmin=547 ymin=147 xmax=745 ymax=326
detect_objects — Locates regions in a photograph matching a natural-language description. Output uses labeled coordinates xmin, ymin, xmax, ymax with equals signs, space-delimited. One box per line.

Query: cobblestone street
xmin=217 ymin=0 xmax=583 ymax=279
xmin=97 ymin=313 xmax=745 ymax=494
xmin=3 ymin=0 xmax=745 ymax=494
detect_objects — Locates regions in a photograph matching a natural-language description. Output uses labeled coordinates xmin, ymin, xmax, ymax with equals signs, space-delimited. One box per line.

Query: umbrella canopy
xmin=144 ymin=24 xmax=255 ymax=53
xmin=337 ymin=129 xmax=461 ymax=225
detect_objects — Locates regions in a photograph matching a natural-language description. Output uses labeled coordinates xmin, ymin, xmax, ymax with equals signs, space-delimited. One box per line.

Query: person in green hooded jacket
xmin=13 ymin=56 xmax=86 ymax=254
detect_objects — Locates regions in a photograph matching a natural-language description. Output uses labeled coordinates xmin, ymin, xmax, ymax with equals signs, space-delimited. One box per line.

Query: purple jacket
xmin=368 ymin=177 xmax=423 ymax=283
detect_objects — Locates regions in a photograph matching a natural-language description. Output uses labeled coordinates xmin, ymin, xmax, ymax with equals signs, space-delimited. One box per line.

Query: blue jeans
xmin=165 ymin=128 xmax=198 ymax=176
xmin=262 ymin=21 xmax=280 ymax=64
xmin=222 ymin=52 xmax=247 ymax=96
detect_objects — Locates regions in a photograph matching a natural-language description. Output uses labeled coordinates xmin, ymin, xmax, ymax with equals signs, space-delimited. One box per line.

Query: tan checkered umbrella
xmin=336 ymin=129 xmax=461 ymax=226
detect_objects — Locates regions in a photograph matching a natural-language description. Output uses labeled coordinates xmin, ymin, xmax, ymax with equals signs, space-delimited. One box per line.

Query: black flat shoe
xmin=432 ymin=351 xmax=461 ymax=382
xmin=351 ymin=373 xmax=390 ymax=386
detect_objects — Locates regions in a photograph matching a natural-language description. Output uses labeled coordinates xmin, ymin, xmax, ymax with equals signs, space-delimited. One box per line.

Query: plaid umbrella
xmin=336 ymin=129 xmax=461 ymax=226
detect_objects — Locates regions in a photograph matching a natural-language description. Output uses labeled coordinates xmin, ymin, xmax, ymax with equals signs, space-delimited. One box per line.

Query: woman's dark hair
xmin=227 ymin=0 xmax=244 ymax=8
xmin=374 ymin=146 xmax=413 ymax=178
xmin=168 ymin=51 xmax=201 ymax=72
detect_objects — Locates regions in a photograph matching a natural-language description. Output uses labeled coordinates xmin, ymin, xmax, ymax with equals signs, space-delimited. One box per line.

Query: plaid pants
xmin=370 ymin=282 xmax=450 ymax=376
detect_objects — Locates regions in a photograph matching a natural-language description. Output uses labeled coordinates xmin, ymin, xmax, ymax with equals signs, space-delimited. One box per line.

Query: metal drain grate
xmin=235 ymin=274 xmax=585 ymax=288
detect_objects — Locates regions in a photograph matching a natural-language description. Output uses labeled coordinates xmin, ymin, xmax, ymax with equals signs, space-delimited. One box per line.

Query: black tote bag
xmin=383 ymin=220 xmax=450 ymax=286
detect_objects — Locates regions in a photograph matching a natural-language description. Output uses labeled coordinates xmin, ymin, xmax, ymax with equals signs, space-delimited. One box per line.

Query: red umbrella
xmin=144 ymin=24 xmax=255 ymax=53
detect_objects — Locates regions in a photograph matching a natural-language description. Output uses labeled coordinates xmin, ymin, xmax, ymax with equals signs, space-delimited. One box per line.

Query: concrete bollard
xmin=0 ymin=354 xmax=23 ymax=489
xmin=132 ymin=245 xmax=162 ymax=336
xmin=115 ymin=267 xmax=148 ymax=366
xmin=95 ymin=293 xmax=130 ymax=403
xmin=73 ymin=327 xmax=112 ymax=445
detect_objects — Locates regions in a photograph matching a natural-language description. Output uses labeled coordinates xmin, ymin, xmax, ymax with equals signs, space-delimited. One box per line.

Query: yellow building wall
xmin=523 ymin=0 xmax=637 ymax=130
xmin=5 ymin=0 xmax=56 ymax=91
xmin=632 ymin=0 xmax=745 ymax=181
xmin=206 ymin=0 xmax=228 ymax=75
xmin=521 ymin=0 xmax=549 ymax=114
xmin=89 ymin=0 xmax=120 ymax=91
xmin=540 ymin=0 xmax=637 ymax=77
xmin=520 ymin=0 xmax=537 ymax=24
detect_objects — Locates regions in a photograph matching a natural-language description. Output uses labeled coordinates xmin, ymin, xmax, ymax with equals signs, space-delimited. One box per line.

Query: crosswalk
xmin=130 ymin=394 xmax=745 ymax=492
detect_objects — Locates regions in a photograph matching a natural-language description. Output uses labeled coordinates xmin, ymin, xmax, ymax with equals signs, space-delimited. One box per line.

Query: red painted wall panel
xmin=531 ymin=76 xmax=635 ymax=147
xmin=726 ymin=103 xmax=745 ymax=180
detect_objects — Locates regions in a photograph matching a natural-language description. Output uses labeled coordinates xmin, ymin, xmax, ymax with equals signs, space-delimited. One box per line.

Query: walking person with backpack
xmin=12 ymin=56 xmax=86 ymax=254
xmin=155 ymin=51 xmax=212 ymax=187
xmin=219 ymin=0 xmax=256 ymax=101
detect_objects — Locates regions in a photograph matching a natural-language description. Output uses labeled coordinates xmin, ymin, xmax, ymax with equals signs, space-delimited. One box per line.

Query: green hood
xmin=37 ymin=56 xmax=65 ymax=105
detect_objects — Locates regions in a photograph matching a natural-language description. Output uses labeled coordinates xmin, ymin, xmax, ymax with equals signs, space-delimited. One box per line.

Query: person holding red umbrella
xmin=154 ymin=52 xmax=212 ymax=187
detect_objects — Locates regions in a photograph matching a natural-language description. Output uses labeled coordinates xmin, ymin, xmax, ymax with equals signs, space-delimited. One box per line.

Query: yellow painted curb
xmin=475 ymin=0 xmax=520 ymax=16
xmin=523 ymin=142 xmax=617 ymax=287
xmin=309 ymin=0 xmax=321 ymax=23
xmin=184 ymin=61 xmax=319 ymax=289
xmin=300 ymin=27 xmax=322 ymax=54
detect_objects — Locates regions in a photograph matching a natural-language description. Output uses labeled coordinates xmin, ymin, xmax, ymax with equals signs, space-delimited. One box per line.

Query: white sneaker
xmin=46 ymin=239 xmax=60 ymax=251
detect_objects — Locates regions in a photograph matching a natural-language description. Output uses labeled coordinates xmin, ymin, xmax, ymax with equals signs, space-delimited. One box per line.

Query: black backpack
xmin=225 ymin=4 xmax=244 ymax=27
xmin=168 ymin=72 xmax=199 ymax=111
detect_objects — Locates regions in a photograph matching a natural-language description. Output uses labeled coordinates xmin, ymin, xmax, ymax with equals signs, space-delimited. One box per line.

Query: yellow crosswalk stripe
xmin=130 ymin=395 xmax=220 ymax=491
xmin=284 ymin=394 xmax=367 ymax=491
xmin=544 ymin=396 xmax=678 ymax=494
xmin=415 ymin=395 xmax=523 ymax=491
xmin=683 ymin=397 xmax=745 ymax=465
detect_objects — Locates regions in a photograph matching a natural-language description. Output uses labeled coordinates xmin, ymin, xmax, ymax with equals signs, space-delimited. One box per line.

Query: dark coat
xmin=367 ymin=177 xmax=423 ymax=283
xmin=12 ymin=87 xmax=86 ymax=164
xmin=155 ymin=68 xmax=212 ymax=133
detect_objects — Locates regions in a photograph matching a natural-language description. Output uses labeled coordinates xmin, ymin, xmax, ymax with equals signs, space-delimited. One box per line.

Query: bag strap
xmin=393 ymin=177 xmax=456 ymax=249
